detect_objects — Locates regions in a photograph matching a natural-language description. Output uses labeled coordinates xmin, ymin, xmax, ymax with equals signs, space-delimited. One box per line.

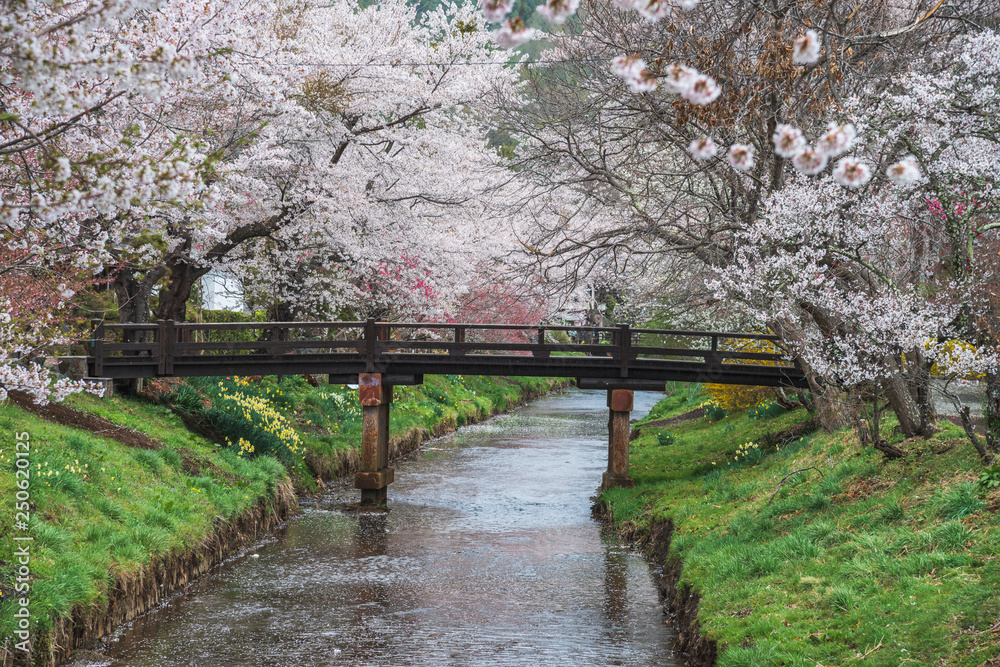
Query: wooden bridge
xmin=87 ymin=318 xmax=807 ymax=505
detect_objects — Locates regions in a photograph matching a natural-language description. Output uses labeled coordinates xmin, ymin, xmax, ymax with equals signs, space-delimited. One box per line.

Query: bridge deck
xmin=87 ymin=319 xmax=809 ymax=389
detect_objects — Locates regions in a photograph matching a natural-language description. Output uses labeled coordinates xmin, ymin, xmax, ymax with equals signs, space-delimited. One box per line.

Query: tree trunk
xmin=111 ymin=265 xmax=166 ymax=394
xmin=154 ymin=258 xmax=210 ymax=324
xmin=906 ymin=345 xmax=936 ymax=434
xmin=266 ymin=302 xmax=295 ymax=322
xmin=884 ymin=369 xmax=925 ymax=437
xmin=807 ymin=375 xmax=855 ymax=431
xmin=956 ymin=403 xmax=991 ymax=462
xmin=915 ymin=365 xmax=935 ymax=435
xmin=987 ymin=368 xmax=1000 ymax=454
xmin=256 ymin=302 xmax=296 ymax=357
xmin=113 ymin=267 xmax=162 ymax=325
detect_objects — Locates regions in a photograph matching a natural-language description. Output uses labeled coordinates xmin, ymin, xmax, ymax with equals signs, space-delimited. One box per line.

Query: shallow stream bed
xmin=98 ymin=388 xmax=680 ymax=666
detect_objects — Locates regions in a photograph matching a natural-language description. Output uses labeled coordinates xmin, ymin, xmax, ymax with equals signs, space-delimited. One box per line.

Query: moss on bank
xmin=600 ymin=385 xmax=1000 ymax=666
xmin=0 ymin=374 xmax=564 ymax=666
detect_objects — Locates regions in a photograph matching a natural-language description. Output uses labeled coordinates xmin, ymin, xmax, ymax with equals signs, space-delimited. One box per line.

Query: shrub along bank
xmin=600 ymin=383 xmax=1000 ymax=667
xmin=0 ymin=374 xmax=563 ymax=666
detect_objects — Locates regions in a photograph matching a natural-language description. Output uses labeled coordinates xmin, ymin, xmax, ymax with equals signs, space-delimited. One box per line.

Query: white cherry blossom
xmin=727 ymin=144 xmax=755 ymax=171
xmin=689 ymin=137 xmax=718 ymax=160
xmin=482 ymin=0 xmax=515 ymax=23
xmin=772 ymin=124 xmax=806 ymax=158
xmin=662 ymin=63 xmax=697 ymax=94
xmin=792 ymin=148 xmax=829 ymax=175
xmin=886 ymin=156 xmax=921 ymax=186
xmin=792 ymin=30 xmax=822 ymax=64
xmin=611 ymin=54 xmax=646 ymax=81
xmin=682 ymin=75 xmax=721 ymax=105
xmin=816 ymin=122 xmax=857 ymax=157
xmin=494 ymin=18 xmax=537 ymax=49
xmin=833 ymin=157 xmax=872 ymax=188
xmin=627 ymin=70 xmax=659 ymax=93
xmin=537 ymin=0 xmax=581 ymax=25
xmin=634 ymin=0 xmax=671 ymax=22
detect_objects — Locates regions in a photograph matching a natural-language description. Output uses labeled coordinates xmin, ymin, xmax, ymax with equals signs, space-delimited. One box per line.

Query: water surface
xmin=100 ymin=388 xmax=679 ymax=666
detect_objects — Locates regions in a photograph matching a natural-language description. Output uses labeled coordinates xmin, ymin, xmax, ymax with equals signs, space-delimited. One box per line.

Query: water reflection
xmin=603 ymin=545 xmax=629 ymax=625
xmin=98 ymin=389 xmax=679 ymax=667
xmin=355 ymin=514 xmax=388 ymax=558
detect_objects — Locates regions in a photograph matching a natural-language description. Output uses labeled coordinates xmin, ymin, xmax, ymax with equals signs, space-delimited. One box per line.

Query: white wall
xmin=201 ymin=269 xmax=245 ymax=311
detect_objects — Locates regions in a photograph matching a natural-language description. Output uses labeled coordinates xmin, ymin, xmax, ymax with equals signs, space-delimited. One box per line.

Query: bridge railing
xmin=370 ymin=321 xmax=623 ymax=357
xmin=88 ymin=318 xmax=799 ymax=377
xmin=631 ymin=328 xmax=792 ymax=363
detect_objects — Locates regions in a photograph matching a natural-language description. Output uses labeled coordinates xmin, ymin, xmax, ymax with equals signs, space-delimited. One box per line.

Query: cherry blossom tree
xmin=708 ymin=29 xmax=1000 ymax=453
xmin=488 ymin=0 xmax=997 ymax=439
xmin=859 ymin=29 xmax=1000 ymax=454
xmin=135 ymin=0 xmax=524 ymax=327
xmin=0 ymin=0 xmax=238 ymax=400
xmin=1 ymin=0 xmax=534 ymax=400
xmin=7 ymin=0 xmax=997 ymax=417
xmin=706 ymin=176 xmax=967 ymax=454
xmin=0 ymin=248 xmax=101 ymax=402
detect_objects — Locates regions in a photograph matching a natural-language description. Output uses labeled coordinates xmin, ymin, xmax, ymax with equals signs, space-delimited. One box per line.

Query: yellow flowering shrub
xmin=705 ymin=338 xmax=784 ymax=411
xmin=928 ymin=339 xmax=988 ymax=380
xmin=704 ymin=383 xmax=774 ymax=412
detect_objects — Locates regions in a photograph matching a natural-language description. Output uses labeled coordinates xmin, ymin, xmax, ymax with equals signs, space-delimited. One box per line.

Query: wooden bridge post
xmin=355 ymin=373 xmax=394 ymax=506
xmin=603 ymin=389 xmax=635 ymax=490
xmin=90 ymin=318 xmax=104 ymax=377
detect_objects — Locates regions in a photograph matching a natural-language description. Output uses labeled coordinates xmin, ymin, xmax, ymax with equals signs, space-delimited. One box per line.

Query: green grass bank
xmin=599 ymin=384 xmax=1000 ymax=667
xmin=1 ymin=373 xmax=564 ymax=666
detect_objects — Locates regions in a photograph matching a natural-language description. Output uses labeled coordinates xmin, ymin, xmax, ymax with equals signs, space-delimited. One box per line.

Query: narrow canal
xmin=99 ymin=389 xmax=680 ymax=666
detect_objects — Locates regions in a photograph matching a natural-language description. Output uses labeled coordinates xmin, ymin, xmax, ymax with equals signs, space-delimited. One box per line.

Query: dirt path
xmin=8 ymin=390 xmax=162 ymax=450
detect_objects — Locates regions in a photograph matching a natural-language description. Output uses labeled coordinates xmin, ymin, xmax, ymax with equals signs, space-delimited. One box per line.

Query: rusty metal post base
xmin=602 ymin=389 xmax=635 ymax=491
xmin=355 ymin=373 xmax=394 ymax=506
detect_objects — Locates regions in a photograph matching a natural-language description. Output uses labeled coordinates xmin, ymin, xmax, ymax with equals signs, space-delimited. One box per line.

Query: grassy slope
xmin=0 ymin=396 xmax=288 ymax=641
xmin=602 ymin=385 xmax=1000 ymax=666
xmin=0 ymin=373 xmax=562 ymax=647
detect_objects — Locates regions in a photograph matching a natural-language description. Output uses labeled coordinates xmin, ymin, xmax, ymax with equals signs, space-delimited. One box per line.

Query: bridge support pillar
xmin=603 ymin=389 xmax=635 ymax=490
xmin=355 ymin=373 xmax=394 ymax=506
